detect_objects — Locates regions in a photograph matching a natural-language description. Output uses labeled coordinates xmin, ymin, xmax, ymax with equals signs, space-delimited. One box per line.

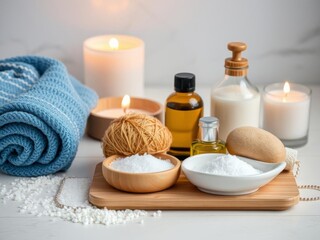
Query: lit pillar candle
xmin=83 ymin=35 xmax=144 ymax=97
xmin=262 ymin=82 xmax=311 ymax=147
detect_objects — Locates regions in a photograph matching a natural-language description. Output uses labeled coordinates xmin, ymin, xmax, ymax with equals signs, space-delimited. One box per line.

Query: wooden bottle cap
xmin=225 ymin=42 xmax=248 ymax=76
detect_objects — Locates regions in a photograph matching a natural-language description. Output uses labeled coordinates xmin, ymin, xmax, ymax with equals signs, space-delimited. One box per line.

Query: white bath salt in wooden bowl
xmin=102 ymin=153 xmax=181 ymax=193
xmin=110 ymin=154 xmax=174 ymax=173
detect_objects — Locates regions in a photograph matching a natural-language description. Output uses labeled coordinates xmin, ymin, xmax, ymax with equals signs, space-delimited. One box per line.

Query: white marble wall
xmin=1 ymin=0 xmax=320 ymax=87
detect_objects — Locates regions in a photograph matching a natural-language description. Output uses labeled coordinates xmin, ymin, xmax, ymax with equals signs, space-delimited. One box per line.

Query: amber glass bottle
xmin=191 ymin=116 xmax=226 ymax=156
xmin=165 ymin=73 xmax=203 ymax=160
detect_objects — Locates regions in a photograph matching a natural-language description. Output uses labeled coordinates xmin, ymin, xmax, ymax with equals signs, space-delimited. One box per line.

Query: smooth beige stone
xmin=226 ymin=127 xmax=286 ymax=163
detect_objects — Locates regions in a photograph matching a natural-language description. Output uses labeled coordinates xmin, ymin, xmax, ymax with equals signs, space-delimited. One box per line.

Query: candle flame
xmin=109 ymin=37 xmax=119 ymax=50
xmin=283 ymin=81 xmax=290 ymax=94
xmin=121 ymin=95 xmax=130 ymax=113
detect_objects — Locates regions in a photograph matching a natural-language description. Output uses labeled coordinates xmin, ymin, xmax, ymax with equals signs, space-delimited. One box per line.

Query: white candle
xmin=87 ymin=95 xmax=163 ymax=140
xmin=211 ymin=85 xmax=260 ymax=141
xmin=262 ymin=82 xmax=311 ymax=142
xmin=96 ymin=108 xmax=151 ymax=118
xmin=83 ymin=35 xmax=144 ymax=97
xmin=95 ymin=95 xmax=150 ymax=118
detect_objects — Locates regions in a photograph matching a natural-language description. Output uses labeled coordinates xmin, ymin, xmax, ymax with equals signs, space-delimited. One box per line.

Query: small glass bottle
xmin=211 ymin=42 xmax=260 ymax=141
xmin=191 ymin=117 xmax=226 ymax=156
xmin=165 ymin=73 xmax=203 ymax=160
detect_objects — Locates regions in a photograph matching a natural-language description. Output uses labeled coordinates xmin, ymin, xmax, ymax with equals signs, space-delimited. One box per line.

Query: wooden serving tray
xmin=89 ymin=163 xmax=299 ymax=210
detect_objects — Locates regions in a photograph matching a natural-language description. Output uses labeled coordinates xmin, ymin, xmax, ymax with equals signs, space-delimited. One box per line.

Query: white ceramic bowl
xmin=182 ymin=153 xmax=286 ymax=195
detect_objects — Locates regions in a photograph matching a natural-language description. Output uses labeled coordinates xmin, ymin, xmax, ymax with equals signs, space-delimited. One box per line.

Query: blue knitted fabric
xmin=0 ymin=56 xmax=98 ymax=176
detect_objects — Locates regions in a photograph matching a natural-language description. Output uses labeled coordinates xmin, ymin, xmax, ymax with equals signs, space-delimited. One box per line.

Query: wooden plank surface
xmin=89 ymin=163 xmax=300 ymax=210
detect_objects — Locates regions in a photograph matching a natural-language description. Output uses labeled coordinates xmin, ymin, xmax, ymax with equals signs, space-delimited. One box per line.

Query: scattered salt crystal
xmin=111 ymin=154 xmax=174 ymax=173
xmin=194 ymin=154 xmax=263 ymax=176
xmin=0 ymin=175 xmax=157 ymax=226
xmin=152 ymin=210 xmax=162 ymax=217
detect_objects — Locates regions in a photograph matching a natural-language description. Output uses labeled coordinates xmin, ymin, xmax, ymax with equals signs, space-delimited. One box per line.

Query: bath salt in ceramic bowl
xmin=182 ymin=153 xmax=286 ymax=195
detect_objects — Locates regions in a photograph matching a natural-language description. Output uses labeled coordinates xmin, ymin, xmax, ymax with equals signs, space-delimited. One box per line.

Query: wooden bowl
xmin=87 ymin=97 xmax=163 ymax=140
xmin=102 ymin=153 xmax=181 ymax=193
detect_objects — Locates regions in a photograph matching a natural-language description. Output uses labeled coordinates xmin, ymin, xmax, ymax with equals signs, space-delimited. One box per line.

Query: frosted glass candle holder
xmin=262 ymin=82 xmax=311 ymax=148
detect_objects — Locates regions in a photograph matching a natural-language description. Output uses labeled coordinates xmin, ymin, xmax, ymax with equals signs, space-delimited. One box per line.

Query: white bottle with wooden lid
xmin=210 ymin=42 xmax=260 ymax=141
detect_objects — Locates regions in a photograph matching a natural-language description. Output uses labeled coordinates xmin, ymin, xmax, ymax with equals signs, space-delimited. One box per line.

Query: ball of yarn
xmin=102 ymin=113 xmax=172 ymax=157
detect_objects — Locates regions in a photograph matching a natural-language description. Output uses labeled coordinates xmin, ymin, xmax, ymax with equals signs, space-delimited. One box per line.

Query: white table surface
xmin=1 ymin=85 xmax=319 ymax=240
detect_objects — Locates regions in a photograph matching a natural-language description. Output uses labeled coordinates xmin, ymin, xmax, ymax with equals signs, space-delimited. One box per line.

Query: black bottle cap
xmin=174 ymin=73 xmax=195 ymax=92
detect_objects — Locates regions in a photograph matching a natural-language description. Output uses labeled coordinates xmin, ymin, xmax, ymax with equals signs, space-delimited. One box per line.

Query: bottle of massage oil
xmin=165 ymin=73 xmax=203 ymax=160
xmin=191 ymin=116 xmax=226 ymax=156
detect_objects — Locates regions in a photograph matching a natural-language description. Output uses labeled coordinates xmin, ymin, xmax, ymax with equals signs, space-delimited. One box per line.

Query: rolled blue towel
xmin=0 ymin=56 xmax=98 ymax=176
